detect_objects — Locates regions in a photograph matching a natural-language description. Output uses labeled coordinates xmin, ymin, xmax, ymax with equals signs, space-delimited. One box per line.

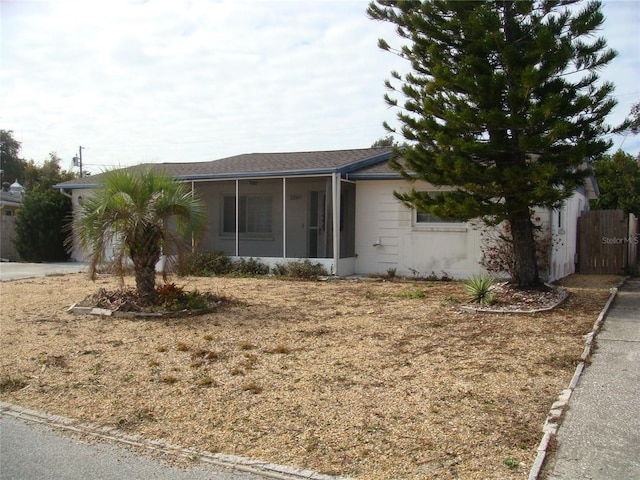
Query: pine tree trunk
xmin=510 ymin=213 xmax=540 ymax=288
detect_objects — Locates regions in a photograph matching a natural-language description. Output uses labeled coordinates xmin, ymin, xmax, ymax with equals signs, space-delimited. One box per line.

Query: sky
xmin=1 ymin=0 xmax=639 ymax=176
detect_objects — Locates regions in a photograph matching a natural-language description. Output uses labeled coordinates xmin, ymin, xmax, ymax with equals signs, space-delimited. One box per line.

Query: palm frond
xmin=69 ymin=167 xmax=207 ymax=290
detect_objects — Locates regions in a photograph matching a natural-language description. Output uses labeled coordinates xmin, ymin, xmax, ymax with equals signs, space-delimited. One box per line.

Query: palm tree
xmin=71 ymin=168 xmax=206 ymax=302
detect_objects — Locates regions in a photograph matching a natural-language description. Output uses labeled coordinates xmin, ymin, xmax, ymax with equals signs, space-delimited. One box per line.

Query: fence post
xmin=629 ymin=213 xmax=639 ymax=270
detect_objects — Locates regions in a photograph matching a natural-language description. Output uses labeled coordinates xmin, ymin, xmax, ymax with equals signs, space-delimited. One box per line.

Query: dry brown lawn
xmin=0 ymin=273 xmax=621 ymax=479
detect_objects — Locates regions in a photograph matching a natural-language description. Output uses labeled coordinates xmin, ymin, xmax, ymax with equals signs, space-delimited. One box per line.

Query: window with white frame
xmin=223 ymin=195 xmax=272 ymax=234
xmin=416 ymin=209 xmax=461 ymax=224
xmin=414 ymin=192 xmax=462 ymax=224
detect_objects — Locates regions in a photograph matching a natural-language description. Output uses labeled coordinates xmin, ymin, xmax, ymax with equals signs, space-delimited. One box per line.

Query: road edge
xmin=0 ymin=402 xmax=352 ymax=480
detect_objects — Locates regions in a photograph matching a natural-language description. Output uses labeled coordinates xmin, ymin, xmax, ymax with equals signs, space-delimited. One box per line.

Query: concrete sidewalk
xmin=543 ymin=278 xmax=640 ymax=479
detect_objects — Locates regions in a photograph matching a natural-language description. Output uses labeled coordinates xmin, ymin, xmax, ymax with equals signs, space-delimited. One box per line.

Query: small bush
xmin=181 ymin=290 xmax=211 ymax=310
xmin=464 ymin=275 xmax=496 ymax=305
xmin=156 ymin=283 xmax=186 ymax=305
xmin=480 ymin=222 xmax=555 ymax=284
xmin=277 ymin=260 xmax=328 ymax=280
xmin=156 ymin=284 xmax=216 ymax=311
xmin=271 ymin=263 xmax=289 ymax=276
xmin=233 ymin=257 xmax=270 ymax=276
xmin=181 ymin=251 xmax=233 ymax=276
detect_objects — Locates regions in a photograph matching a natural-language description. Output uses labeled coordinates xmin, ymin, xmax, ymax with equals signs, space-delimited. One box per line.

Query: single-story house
xmin=54 ymin=147 xmax=597 ymax=281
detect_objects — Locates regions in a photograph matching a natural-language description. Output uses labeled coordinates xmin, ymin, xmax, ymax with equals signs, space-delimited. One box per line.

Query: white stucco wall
xmin=547 ymin=190 xmax=587 ymax=281
xmin=354 ymin=180 xmax=588 ymax=281
xmin=354 ymin=180 xmax=486 ymax=279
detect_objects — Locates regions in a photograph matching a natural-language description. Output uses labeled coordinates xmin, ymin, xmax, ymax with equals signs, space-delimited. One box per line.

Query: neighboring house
xmin=1 ymin=181 xmax=25 ymax=261
xmin=54 ymin=147 xmax=596 ymax=281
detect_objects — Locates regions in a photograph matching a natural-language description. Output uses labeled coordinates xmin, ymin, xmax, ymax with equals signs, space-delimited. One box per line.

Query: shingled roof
xmin=54 ymin=147 xmax=400 ymax=189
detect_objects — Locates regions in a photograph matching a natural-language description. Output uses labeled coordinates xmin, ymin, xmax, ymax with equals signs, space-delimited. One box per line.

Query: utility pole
xmin=72 ymin=146 xmax=84 ymax=177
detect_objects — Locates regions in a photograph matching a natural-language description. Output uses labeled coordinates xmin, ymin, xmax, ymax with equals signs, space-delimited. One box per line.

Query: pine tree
xmin=368 ymin=0 xmax=617 ymax=287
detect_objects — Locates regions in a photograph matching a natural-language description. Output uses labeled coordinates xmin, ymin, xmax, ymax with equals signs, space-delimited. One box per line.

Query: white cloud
xmin=600 ymin=0 xmax=640 ymax=154
xmin=1 ymin=0 xmax=638 ymax=174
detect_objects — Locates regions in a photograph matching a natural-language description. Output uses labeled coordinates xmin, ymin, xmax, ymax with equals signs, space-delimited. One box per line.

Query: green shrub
xmin=271 ymin=263 xmax=289 ymax=276
xmin=181 ymin=251 xmax=233 ymax=276
xmin=232 ymin=257 xmax=270 ymax=276
xmin=14 ymin=187 xmax=71 ymax=262
xmin=464 ymin=275 xmax=496 ymax=305
xmin=182 ymin=290 xmax=211 ymax=310
xmin=276 ymin=259 xmax=328 ymax=280
xmin=156 ymin=283 xmax=216 ymax=311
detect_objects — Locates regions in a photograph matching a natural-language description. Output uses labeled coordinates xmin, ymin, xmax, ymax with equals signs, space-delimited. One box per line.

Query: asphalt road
xmin=0 ymin=414 xmax=270 ymax=480
xmin=0 ymin=261 xmax=88 ymax=281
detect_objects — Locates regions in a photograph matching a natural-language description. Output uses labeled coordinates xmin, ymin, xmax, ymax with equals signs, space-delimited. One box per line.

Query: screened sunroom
xmin=191 ymin=174 xmax=356 ymax=275
xmin=56 ymin=147 xmax=394 ymax=277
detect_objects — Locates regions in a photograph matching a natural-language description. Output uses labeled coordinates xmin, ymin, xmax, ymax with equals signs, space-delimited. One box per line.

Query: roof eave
xmin=181 ymin=168 xmax=339 ymax=181
xmin=347 ymin=173 xmax=405 ymax=180
xmin=53 ymin=182 xmax=98 ymax=190
xmin=53 ymin=168 xmax=341 ymax=189
xmin=337 ymin=150 xmax=395 ymax=175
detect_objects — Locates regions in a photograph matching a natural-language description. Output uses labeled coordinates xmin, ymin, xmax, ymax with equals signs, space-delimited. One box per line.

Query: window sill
xmin=412 ymin=224 xmax=468 ymax=233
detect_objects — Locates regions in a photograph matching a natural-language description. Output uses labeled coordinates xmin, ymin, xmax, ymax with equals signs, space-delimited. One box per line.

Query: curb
xmin=527 ymin=276 xmax=628 ymax=480
xmin=0 ymin=402 xmax=353 ymax=480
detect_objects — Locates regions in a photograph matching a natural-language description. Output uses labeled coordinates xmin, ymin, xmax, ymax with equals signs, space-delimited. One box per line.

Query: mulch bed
xmin=0 ymin=273 xmax=621 ymax=479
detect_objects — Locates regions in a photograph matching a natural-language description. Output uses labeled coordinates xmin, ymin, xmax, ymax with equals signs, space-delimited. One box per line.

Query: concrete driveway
xmin=0 ymin=262 xmax=88 ymax=281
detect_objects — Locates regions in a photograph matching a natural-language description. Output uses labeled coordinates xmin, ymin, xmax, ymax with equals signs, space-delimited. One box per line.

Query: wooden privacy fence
xmin=578 ymin=210 xmax=638 ymax=274
xmin=1 ymin=214 xmax=20 ymax=261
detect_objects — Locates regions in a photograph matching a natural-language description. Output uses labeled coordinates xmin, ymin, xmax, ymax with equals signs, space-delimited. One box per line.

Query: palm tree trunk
xmin=130 ymin=225 xmax=162 ymax=303
xmin=134 ymin=263 xmax=158 ymax=303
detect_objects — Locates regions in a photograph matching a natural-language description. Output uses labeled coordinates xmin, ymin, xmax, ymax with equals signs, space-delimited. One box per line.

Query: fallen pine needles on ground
xmin=0 ymin=273 xmax=620 ymax=479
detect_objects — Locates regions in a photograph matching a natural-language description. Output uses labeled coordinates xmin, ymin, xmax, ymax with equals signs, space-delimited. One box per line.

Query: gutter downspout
xmin=235 ymin=179 xmax=239 ymax=257
xmin=191 ymin=181 xmax=195 ymax=252
xmin=332 ymin=173 xmax=340 ymax=275
xmin=282 ymin=177 xmax=287 ymax=258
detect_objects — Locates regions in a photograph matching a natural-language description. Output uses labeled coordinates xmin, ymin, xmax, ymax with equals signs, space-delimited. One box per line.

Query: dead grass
xmin=0 ymin=273 xmax=621 ymax=479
